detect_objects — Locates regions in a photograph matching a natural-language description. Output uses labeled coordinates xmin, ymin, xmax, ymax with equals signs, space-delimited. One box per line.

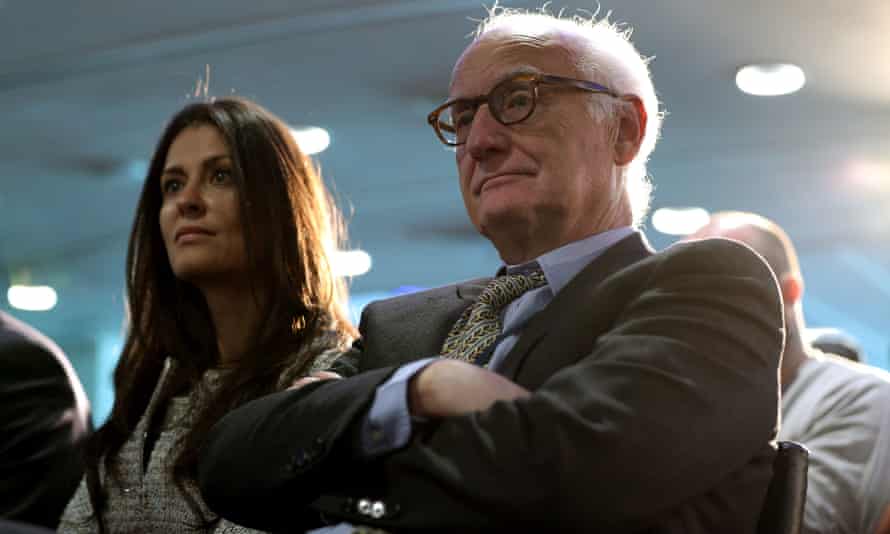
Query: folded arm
xmin=326 ymin=241 xmax=784 ymax=531
xmin=199 ymin=241 xmax=784 ymax=532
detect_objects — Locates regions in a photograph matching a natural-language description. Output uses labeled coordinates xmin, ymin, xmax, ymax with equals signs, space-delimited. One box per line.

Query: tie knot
xmin=479 ymin=270 xmax=547 ymax=311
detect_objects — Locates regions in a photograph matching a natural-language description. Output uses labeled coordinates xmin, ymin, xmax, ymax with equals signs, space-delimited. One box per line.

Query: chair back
xmin=757 ymin=440 xmax=809 ymax=534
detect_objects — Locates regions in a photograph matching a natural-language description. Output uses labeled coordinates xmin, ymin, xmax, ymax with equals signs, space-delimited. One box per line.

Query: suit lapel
xmin=455 ymin=278 xmax=489 ymax=302
xmin=497 ymin=232 xmax=654 ymax=383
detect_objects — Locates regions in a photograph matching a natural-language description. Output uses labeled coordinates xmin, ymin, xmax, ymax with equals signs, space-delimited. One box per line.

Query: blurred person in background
xmin=58 ymin=97 xmax=357 ymax=533
xmin=688 ymin=211 xmax=890 ymax=534
xmin=0 ymin=310 xmax=90 ymax=529
xmin=198 ymin=7 xmax=784 ymax=533
xmin=808 ymin=327 xmax=863 ymax=363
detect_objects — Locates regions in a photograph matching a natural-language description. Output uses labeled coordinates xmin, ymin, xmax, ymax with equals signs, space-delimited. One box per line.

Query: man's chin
xmin=476 ymin=207 xmax=532 ymax=240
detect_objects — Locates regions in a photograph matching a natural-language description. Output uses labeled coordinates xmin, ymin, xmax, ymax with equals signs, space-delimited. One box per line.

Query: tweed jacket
xmin=59 ymin=341 xmax=347 ymax=533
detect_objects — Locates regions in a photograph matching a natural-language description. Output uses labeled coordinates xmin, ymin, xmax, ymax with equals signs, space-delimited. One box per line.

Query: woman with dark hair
xmin=59 ymin=97 xmax=357 ymax=532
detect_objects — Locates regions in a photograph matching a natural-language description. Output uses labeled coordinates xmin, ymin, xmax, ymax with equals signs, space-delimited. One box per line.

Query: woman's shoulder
xmin=275 ymin=326 xmax=355 ymax=388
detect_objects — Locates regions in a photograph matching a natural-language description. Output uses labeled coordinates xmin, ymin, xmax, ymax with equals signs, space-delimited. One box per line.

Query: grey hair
xmin=473 ymin=5 xmax=664 ymax=227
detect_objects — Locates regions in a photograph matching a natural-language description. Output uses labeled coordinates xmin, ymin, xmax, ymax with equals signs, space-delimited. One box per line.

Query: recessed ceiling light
xmin=736 ymin=63 xmax=806 ymax=96
xmin=8 ymin=285 xmax=58 ymax=311
xmin=332 ymin=249 xmax=372 ymax=277
xmin=290 ymin=127 xmax=330 ymax=155
xmin=846 ymin=159 xmax=890 ymax=190
xmin=651 ymin=207 xmax=711 ymax=236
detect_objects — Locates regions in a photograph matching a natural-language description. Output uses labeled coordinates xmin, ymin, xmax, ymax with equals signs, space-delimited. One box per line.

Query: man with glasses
xmin=199 ymin=8 xmax=784 ymax=533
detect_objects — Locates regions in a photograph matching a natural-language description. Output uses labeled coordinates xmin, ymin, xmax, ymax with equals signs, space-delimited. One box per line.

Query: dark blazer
xmin=198 ymin=234 xmax=784 ymax=533
xmin=0 ymin=311 xmax=91 ymax=528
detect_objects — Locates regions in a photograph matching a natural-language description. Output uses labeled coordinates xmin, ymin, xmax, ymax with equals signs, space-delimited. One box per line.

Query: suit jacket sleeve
xmin=0 ymin=332 xmax=90 ymax=528
xmin=198 ymin=240 xmax=783 ymax=532
xmin=198 ymin=366 xmax=399 ymax=532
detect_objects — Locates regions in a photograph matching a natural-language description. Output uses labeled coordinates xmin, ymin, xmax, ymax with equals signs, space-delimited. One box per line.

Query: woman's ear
xmin=613 ymin=95 xmax=647 ymax=166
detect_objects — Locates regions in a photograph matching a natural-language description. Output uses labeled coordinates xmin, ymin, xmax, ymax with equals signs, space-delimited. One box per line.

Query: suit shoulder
xmin=362 ymin=277 xmax=487 ymax=318
xmin=656 ymin=237 xmax=777 ymax=281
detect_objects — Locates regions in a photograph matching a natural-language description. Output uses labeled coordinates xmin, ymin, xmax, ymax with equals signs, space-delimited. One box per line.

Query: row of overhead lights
xmin=2 ymin=208 xmax=738 ymax=312
xmin=7 ymin=248 xmax=372 ymax=312
xmin=5 ymin=206 xmax=724 ymax=313
xmin=736 ymin=62 xmax=805 ymax=96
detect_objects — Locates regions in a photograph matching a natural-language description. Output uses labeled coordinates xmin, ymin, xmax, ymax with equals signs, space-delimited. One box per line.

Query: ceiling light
xmin=736 ymin=63 xmax=806 ymax=96
xmin=290 ymin=127 xmax=330 ymax=155
xmin=846 ymin=159 xmax=890 ymax=190
xmin=651 ymin=207 xmax=711 ymax=236
xmin=332 ymin=249 xmax=372 ymax=277
xmin=8 ymin=285 xmax=58 ymax=311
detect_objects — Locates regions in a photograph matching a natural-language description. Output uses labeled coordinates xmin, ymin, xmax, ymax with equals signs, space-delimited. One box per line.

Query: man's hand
xmin=288 ymin=371 xmax=342 ymax=391
xmin=408 ymin=359 xmax=530 ymax=418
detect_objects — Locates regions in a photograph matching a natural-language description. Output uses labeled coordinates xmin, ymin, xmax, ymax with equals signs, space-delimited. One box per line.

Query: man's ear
xmin=780 ymin=272 xmax=804 ymax=306
xmin=614 ymin=95 xmax=647 ymax=166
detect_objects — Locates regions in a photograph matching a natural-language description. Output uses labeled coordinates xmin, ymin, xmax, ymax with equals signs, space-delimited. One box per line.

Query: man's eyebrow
xmin=452 ymin=66 xmax=543 ymax=100
xmin=162 ymin=154 xmax=231 ymax=174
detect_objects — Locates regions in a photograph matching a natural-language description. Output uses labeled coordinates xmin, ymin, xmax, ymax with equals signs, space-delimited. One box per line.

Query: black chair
xmin=757 ymin=440 xmax=809 ymax=534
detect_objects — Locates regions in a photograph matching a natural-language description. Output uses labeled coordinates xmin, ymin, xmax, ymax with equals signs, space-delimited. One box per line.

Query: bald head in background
xmin=689 ymin=211 xmax=890 ymax=534
xmin=687 ymin=211 xmax=807 ymax=387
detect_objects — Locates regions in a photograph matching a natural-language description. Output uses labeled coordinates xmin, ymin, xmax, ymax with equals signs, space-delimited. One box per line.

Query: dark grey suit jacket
xmin=198 ymin=234 xmax=784 ymax=533
xmin=0 ymin=311 xmax=91 ymax=528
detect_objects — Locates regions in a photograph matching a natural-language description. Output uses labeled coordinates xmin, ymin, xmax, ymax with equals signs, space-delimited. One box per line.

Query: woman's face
xmin=158 ymin=124 xmax=248 ymax=285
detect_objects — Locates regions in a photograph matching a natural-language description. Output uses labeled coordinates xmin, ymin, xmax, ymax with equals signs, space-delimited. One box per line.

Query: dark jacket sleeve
xmin=0 ymin=335 xmax=90 ymax=528
xmin=341 ymin=240 xmax=784 ymax=532
xmin=197 ymin=366 xmax=398 ymax=532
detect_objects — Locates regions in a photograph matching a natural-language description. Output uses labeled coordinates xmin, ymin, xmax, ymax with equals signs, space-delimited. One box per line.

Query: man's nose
xmin=465 ymin=105 xmax=509 ymax=161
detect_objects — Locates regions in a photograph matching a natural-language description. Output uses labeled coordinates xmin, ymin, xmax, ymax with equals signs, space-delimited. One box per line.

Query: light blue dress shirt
xmin=359 ymin=226 xmax=637 ymax=459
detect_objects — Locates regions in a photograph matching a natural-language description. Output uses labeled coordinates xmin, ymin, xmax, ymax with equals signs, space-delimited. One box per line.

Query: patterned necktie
xmin=441 ymin=270 xmax=547 ymax=365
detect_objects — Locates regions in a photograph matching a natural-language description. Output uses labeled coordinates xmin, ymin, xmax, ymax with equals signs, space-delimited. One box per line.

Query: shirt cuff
xmin=359 ymin=357 xmax=439 ymax=459
xmin=306 ymin=524 xmax=356 ymax=534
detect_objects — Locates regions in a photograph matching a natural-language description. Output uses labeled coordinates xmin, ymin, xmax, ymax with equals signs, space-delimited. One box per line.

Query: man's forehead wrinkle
xmin=450 ymin=36 xmax=577 ymax=95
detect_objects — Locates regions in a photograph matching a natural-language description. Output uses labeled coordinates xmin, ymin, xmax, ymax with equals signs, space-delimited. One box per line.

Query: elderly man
xmin=689 ymin=211 xmax=890 ymax=534
xmin=198 ymin=9 xmax=783 ymax=533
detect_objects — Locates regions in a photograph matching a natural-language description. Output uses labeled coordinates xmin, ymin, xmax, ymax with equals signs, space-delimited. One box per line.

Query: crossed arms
xmin=197 ymin=239 xmax=784 ymax=532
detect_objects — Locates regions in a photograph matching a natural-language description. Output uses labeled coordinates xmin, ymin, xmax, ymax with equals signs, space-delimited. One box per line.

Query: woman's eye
xmin=161 ymin=179 xmax=182 ymax=194
xmin=210 ymin=168 xmax=232 ymax=184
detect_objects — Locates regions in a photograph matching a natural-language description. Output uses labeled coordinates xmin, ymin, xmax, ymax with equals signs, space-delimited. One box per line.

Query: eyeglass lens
xmin=440 ymin=78 xmax=536 ymax=145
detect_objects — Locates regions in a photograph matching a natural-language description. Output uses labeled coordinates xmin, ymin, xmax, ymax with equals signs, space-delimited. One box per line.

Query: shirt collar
xmin=504 ymin=227 xmax=637 ymax=295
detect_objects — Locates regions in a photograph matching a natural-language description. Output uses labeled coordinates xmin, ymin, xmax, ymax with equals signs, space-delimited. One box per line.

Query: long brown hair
xmin=83 ymin=97 xmax=356 ymax=529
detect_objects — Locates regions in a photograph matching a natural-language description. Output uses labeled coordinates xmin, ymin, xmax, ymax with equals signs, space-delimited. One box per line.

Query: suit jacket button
xmin=357 ymin=499 xmax=371 ymax=516
xmin=371 ymin=501 xmax=386 ymax=519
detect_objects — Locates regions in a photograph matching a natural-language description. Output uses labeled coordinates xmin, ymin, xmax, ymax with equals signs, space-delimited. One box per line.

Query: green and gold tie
xmin=440 ymin=270 xmax=547 ymax=365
